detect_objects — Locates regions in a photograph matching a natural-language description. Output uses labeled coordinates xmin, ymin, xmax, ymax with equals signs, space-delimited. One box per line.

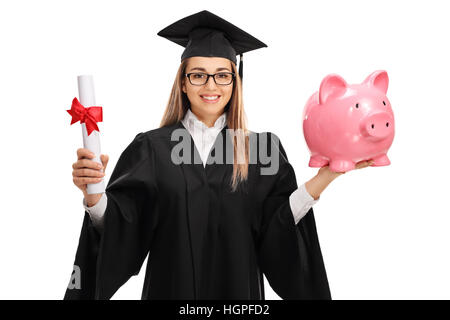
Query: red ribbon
xmin=66 ymin=97 xmax=103 ymax=136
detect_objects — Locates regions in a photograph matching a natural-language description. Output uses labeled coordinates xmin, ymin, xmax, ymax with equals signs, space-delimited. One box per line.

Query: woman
xmin=66 ymin=10 xmax=372 ymax=300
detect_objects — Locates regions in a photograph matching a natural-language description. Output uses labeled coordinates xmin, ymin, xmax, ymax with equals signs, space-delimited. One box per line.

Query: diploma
xmin=77 ymin=75 xmax=105 ymax=194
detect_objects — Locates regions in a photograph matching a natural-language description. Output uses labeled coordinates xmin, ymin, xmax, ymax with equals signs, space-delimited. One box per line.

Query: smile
xmin=200 ymin=95 xmax=221 ymax=103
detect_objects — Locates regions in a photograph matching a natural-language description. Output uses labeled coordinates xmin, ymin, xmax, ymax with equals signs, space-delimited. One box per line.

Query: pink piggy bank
xmin=303 ymin=70 xmax=395 ymax=173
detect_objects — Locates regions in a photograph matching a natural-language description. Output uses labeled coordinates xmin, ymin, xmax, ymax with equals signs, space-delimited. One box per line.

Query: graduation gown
xmin=64 ymin=121 xmax=331 ymax=300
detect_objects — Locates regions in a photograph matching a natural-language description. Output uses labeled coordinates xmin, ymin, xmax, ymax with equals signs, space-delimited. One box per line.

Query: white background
xmin=1 ymin=0 xmax=449 ymax=300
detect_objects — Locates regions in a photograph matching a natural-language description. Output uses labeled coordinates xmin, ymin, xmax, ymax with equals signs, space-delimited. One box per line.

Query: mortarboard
xmin=157 ymin=10 xmax=267 ymax=81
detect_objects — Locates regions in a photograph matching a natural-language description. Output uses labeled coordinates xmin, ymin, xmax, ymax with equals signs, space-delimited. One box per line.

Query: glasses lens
xmin=189 ymin=73 xmax=207 ymax=85
xmin=215 ymin=72 xmax=233 ymax=85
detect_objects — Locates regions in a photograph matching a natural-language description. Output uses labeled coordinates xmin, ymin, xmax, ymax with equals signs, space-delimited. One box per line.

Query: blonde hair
xmin=159 ymin=58 xmax=249 ymax=192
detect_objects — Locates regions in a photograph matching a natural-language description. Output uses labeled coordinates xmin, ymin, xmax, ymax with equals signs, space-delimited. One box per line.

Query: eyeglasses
xmin=185 ymin=72 xmax=235 ymax=86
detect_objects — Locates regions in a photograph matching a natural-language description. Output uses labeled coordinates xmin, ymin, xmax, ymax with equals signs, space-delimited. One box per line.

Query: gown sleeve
xmin=257 ymin=134 xmax=331 ymax=300
xmin=64 ymin=132 xmax=158 ymax=300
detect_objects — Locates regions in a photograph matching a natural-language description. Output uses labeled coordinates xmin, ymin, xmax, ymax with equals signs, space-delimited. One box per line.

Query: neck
xmin=190 ymin=108 xmax=224 ymax=128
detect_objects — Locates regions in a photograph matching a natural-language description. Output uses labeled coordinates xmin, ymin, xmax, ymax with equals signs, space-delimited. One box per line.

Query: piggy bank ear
xmin=363 ymin=70 xmax=389 ymax=94
xmin=319 ymin=74 xmax=348 ymax=105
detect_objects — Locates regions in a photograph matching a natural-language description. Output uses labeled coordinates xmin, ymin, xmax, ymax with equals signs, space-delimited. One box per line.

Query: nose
xmin=205 ymin=75 xmax=218 ymax=89
xmin=360 ymin=112 xmax=394 ymax=140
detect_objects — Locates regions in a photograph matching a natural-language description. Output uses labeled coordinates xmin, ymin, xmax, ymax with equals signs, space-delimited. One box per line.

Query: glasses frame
xmin=185 ymin=72 xmax=236 ymax=86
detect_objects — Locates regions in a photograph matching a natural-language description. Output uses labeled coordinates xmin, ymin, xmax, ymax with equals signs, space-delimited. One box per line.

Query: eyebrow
xmin=188 ymin=67 xmax=231 ymax=72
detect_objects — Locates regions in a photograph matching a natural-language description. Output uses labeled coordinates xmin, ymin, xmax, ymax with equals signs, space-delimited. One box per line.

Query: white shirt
xmin=84 ymin=109 xmax=319 ymax=228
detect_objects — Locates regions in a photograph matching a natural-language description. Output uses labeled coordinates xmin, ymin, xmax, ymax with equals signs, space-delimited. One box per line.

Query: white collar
xmin=182 ymin=108 xmax=227 ymax=131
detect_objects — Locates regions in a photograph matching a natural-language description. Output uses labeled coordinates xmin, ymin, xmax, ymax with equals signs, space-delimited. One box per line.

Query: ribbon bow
xmin=66 ymin=97 xmax=103 ymax=136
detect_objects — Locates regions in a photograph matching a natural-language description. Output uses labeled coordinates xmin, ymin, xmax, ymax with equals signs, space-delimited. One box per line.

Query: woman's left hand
xmin=305 ymin=160 xmax=375 ymax=200
xmin=318 ymin=160 xmax=374 ymax=178
xmin=355 ymin=160 xmax=374 ymax=170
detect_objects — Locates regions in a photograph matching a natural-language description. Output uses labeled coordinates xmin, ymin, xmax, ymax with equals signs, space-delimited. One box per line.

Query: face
xmin=182 ymin=56 xmax=234 ymax=119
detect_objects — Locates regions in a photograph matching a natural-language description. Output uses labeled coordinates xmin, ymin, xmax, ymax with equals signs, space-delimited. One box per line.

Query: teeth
xmin=202 ymin=96 xmax=219 ymax=100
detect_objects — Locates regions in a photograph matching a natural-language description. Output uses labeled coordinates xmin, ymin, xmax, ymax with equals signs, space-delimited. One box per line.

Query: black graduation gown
xmin=64 ymin=121 xmax=331 ymax=300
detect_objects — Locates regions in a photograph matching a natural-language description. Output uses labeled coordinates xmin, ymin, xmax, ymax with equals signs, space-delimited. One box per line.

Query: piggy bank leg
xmin=309 ymin=155 xmax=329 ymax=167
xmin=329 ymin=159 xmax=355 ymax=173
xmin=371 ymin=154 xmax=391 ymax=166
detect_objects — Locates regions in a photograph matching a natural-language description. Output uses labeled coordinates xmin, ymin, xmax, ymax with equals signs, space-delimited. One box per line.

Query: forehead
xmin=186 ymin=56 xmax=232 ymax=71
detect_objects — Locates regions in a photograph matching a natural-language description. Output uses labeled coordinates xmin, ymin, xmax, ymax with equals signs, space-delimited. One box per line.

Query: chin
xmin=198 ymin=104 xmax=226 ymax=114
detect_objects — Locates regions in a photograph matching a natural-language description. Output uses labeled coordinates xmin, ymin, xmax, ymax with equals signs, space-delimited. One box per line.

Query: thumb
xmin=100 ymin=154 xmax=109 ymax=171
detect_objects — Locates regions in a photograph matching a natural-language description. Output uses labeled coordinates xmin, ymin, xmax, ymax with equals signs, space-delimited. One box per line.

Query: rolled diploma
xmin=78 ymin=75 xmax=105 ymax=194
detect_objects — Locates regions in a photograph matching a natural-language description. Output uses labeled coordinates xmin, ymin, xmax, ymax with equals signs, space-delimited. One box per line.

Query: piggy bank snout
xmin=360 ymin=112 xmax=394 ymax=140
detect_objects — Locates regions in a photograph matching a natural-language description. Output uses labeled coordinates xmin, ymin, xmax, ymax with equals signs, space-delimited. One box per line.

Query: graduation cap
xmin=157 ymin=10 xmax=267 ymax=81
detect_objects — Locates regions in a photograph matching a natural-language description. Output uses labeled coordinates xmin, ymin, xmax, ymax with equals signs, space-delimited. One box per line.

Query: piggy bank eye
xmin=355 ymin=103 xmax=359 ymax=108
xmin=383 ymin=101 xmax=386 ymax=106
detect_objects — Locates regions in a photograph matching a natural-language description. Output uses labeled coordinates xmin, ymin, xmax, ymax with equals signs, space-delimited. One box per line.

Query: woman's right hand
xmin=72 ymin=148 xmax=109 ymax=206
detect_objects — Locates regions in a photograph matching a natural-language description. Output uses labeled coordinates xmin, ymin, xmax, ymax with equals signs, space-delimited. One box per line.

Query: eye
xmin=355 ymin=103 xmax=359 ymax=108
xmin=217 ymin=73 xmax=228 ymax=78
xmin=383 ymin=101 xmax=386 ymax=106
xmin=192 ymin=73 xmax=206 ymax=79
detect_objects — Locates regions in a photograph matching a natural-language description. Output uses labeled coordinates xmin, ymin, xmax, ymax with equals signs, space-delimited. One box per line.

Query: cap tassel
xmin=238 ymin=53 xmax=243 ymax=81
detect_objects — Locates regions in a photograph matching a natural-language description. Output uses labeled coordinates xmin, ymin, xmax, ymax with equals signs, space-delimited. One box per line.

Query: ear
xmin=182 ymin=77 xmax=187 ymax=94
xmin=319 ymin=74 xmax=348 ymax=105
xmin=363 ymin=70 xmax=389 ymax=94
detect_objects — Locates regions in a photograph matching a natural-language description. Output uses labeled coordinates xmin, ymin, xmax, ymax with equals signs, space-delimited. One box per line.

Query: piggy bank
xmin=302 ymin=70 xmax=395 ymax=173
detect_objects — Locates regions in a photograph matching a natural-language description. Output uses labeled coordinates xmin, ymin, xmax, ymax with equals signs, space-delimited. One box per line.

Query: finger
xmin=72 ymin=159 xmax=104 ymax=170
xmin=100 ymin=154 xmax=109 ymax=170
xmin=72 ymin=168 xmax=106 ymax=178
xmin=73 ymin=176 xmax=104 ymax=185
xmin=77 ymin=148 xmax=95 ymax=160
xmin=355 ymin=161 xmax=371 ymax=169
